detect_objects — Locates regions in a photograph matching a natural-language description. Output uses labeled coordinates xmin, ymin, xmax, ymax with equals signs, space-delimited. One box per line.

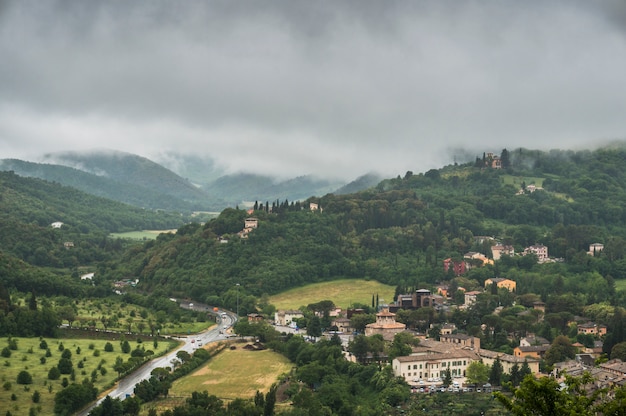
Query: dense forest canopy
xmin=87 ymin=146 xmax=626 ymax=309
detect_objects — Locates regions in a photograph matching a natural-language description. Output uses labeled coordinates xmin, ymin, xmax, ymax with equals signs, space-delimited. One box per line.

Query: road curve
xmin=77 ymin=303 xmax=237 ymax=415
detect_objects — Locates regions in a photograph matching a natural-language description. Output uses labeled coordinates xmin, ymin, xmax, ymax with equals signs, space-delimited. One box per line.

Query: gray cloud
xmin=1 ymin=0 xmax=625 ymax=180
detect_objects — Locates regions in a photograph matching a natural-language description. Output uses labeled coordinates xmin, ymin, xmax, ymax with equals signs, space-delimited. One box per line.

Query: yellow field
xmin=172 ymin=347 xmax=291 ymax=399
xmin=268 ymin=278 xmax=396 ymax=310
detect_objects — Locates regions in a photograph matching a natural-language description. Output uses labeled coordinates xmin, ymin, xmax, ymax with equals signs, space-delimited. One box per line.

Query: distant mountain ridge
xmin=0 ymin=150 xmax=379 ymax=212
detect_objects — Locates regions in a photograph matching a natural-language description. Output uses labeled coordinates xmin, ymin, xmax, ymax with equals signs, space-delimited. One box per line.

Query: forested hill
xmin=107 ymin=145 xmax=626 ymax=310
xmin=0 ymin=153 xmax=222 ymax=212
xmin=0 ymin=171 xmax=186 ymax=270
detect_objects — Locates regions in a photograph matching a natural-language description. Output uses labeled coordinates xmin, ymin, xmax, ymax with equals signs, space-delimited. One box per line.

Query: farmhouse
xmin=274 ymin=310 xmax=303 ymax=326
xmin=491 ymin=244 xmax=514 ymax=260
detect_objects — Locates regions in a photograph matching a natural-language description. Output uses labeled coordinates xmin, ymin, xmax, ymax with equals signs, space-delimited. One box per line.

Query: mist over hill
xmin=1 ymin=150 xmax=378 ymax=212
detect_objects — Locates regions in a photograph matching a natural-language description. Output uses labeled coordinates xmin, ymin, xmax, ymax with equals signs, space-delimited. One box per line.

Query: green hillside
xmin=0 ymin=170 xmax=186 ymax=277
xmin=98 ymin=146 xmax=626 ymax=316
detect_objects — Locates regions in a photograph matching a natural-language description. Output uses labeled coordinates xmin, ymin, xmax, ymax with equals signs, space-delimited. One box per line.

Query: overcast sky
xmin=1 ymin=1 xmax=626 ymax=180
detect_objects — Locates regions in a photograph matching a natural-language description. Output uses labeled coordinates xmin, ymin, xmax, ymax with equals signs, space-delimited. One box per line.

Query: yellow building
xmin=484 ymin=277 xmax=516 ymax=292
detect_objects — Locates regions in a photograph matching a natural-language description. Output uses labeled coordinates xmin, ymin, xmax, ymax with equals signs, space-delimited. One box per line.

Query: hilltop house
xmin=443 ymin=258 xmax=466 ymax=276
xmin=491 ymin=244 xmax=514 ymax=260
xmin=464 ymin=252 xmax=493 ymax=268
xmin=464 ymin=290 xmax=482 ymax=306
xmin=238 ymin=217 xmax=259 ymax=238
xmin=484 ymin=277 xmax=516 ymax=292
xmin=514 ymin=345 xmax=550 ymax=360
xmin=577 ymin=322 xmax=607 ymax=337
xmin=524 ymin=244 xmax=549 ymax=262
xmin=589 ymin=243 xmax=605 ymax=256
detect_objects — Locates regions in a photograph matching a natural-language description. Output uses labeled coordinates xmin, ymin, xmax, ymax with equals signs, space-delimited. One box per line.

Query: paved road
xmin=77 ymin=304 xmax=237 ymax=415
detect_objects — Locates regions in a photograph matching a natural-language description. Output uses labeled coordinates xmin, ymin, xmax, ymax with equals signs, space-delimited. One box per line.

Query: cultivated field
xmin=143 ymin=345 xmax=292 ymax=414
xmin=51 ymin=297 xmax=215 ymax=336
xmin=268 ymin=278 xmax=396 ymax=310
xmin=0 ymin=335 xmax=178 ymax=416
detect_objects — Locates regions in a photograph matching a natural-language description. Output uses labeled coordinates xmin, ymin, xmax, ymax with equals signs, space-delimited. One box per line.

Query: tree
xmin=350 ymin=314 xmax=375 ymax=333
xmin=264 ymin=384 xmax=278 ymax=416
xmin=58 ymin=305 xmax=76 ymax=328
xmin=388 ymin=332 xmax=419 ymax=361
xmin=509 ymin=362 xmax=521 ymax=387
xmin=495 ymin=372 xmax=601 ymax=416
xmin=307 ymin=316 xmax=322 ymax=338
xmin=611 ymin=342 xmax=626 ymax=362
xmin=54 ymin=381 xmax=97 ymax=416
xmin=520 ymin=359 xmax=532 ymax=380
xmin=48 ymin=367 xmax=61 ymax=380
xmin=545 ymin=335 xmax=576 ymax=367
xmin=348 ymin=335 xmax=370 ymax=363
xmin=489 ymin=357 xmax=504 ymax=386
xmin=465 ymin=361 xmax=489 ymax=386
xmin=443 ymin=368 xmax=452 ymax=387
xmin=57 ymin=357 xmax=73 ymax=374
xmin=16 ymin=370 xmax=33 ymax=385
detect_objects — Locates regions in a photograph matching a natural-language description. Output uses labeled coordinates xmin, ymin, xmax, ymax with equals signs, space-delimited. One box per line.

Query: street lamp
xmin=236 ymin=283 xmax=240 ymax=317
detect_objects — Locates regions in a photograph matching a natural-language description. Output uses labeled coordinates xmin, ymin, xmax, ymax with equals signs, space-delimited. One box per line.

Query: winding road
xmin=77 ymin=302 xmax=237 ymax=415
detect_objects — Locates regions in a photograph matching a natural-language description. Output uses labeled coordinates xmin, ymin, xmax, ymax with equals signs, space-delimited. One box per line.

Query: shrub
xmin=40 ymin=357 xmax=46 ymax=364
xmin=32 ymin=390 xmax=40 ymax=403
xmin=61 ymin=349 xmax=72 ymax=359
xmin=1 ymin=347 xmax=11 ymax=358
xmin=17 ymin=370 xmax=33 ymax=385
xmin=39 ymin=339 xmax=48 ymax=350
xmin=3 ymin=381 xmax=11 ymax=390
xmin=130 ymin=348 xmax=145 ymax=358
xmin=58 ymin=357 xmax=73 ymax=374
xmin=8 ymin=338 xmax=18 ymax=350
xmin=104 ymin=342 xmax=114 ymax=352
xmin=48 ymin=367 xmax=61 ymax=380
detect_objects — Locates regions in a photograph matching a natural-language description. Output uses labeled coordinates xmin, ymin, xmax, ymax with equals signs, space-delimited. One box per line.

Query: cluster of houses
xmin=444 ymin=241 xmax=606 ymax=277
xmin=269 ymin=283 xmax=612 ymax=389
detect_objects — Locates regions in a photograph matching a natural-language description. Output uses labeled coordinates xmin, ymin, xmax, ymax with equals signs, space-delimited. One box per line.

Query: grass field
xmin=145 ymin=346 xmax=292 ymax=414
xmin=501 ymin=174 xmax=545 ymax=188
xmin=268 ymin=278 xmax=396 ymax=310
xmin=614 ymin=279 xmax=626 ymax=293
xmin=0 ymin=336 xmax=178 ymax=416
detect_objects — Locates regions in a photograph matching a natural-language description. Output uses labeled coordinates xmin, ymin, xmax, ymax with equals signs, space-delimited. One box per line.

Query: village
xmin=264 ymin=239 xmax=620 ymax=397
